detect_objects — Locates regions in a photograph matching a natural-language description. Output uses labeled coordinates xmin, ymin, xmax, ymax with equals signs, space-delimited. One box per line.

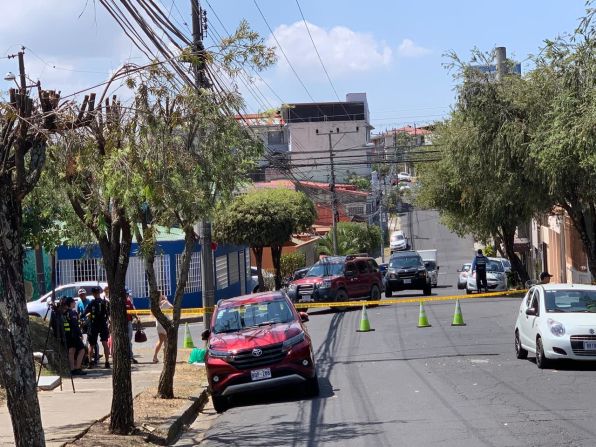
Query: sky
xmin=0 ymin=1 xmax=589 ymax=132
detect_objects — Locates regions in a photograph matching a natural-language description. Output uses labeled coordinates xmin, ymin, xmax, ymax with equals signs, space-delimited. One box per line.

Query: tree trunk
xmin=142 ymin=224 xmax=195 ymax=399
xmin=34 ymin=245 xmax=47 ymax=295
xmin=0 ymin=179 xmax=45 ymax=447
xmin=501 ymin=226 xmax=529 ymax=285
xmin=271 ymin=244 xmax=283 ymax=290
xmin=563 ymin=203 xmax=596 ymax=283
xmin=252 ymin=246 xmax=265 ymax=291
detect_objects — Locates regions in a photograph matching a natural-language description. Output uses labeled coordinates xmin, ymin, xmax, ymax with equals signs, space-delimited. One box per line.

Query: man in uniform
xmin=64 ymin=297 xmax=87 ymax=376
xmin=85 ymin=287 xmax=111 ymax=368
xmin=471 ymin=249 xmax=489 ymax=293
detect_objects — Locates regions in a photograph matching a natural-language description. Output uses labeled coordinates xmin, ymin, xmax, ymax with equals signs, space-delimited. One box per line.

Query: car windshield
xmin=425 ymin=261 xmax=436 ymax=270
xmin=391 ymin=234 xmax=404 ymax=242
xmin=213 ymin=299 xmax=295 ymax=333
xmin=544 ymin=290 xmax=596 ymax=313
xmin=486 ymin=260 xmax=504 ymax=272
xmin=306 ymin=262 xmax=344 ymax=277
xmin=390 ymin=256 xmax=422 ymax=269
xmin=461 ymin=264 xmax=471 ymax=272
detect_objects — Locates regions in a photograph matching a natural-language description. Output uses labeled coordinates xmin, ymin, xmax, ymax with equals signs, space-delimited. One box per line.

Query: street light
xmin=4 ymin=72 xmax=16 ymax=82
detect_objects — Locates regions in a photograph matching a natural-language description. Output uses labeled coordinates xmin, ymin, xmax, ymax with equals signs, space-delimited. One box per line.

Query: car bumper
xmin=287 ymin=287 xmax=336 ymax=302
xmin=542 ymin=334 xmax=596 ymax=361
xmin=384 ymin=277 xmax=427 ymax=291
xmin=467 ymin=279 xmax=507 ymax=291
xmin=207 ymin=340 xmax=316 ymax=397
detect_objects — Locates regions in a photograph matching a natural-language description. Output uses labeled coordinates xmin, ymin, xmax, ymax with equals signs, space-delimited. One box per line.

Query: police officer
xmin=471 ymin=249 xmax=489 ymax=293
xmin=84 ymin=287 xmax=111 ymax=368
xmin=64 ymin=297 xmax=87 ymax=376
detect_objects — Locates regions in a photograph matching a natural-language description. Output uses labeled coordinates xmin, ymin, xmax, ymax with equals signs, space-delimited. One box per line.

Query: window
xmin=228 ymin=252 xmax=240 ymax=285
xmin=213 ymin=298 xmax=294 ymax=333
xmin=267 ymin=131 xmax=284 ymax=145
xmin=176 ymin=252 xmax=201 ymax=293
xmin=368 ymin=260 xmax=379 ymax=272
xmin=347 ymin=205 xmax=365 ymax=216
xmin=530 ymin=293 xmax=540 ymax=316
xmin=356 ymin=261 xmax=369 ymax=274
xmin=216 ymin=255 xmax=228 ymax=290
xmin=345 ymin=263 xmax=357 ymax=275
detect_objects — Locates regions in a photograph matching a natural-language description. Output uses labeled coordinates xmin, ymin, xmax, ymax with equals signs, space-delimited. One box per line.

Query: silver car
xmin=466 ymin=258 xmax=508 ymax=294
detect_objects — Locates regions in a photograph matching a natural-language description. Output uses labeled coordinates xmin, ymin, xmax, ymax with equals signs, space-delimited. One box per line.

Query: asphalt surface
xmin=172 ymin=210 xmax=596 ymax=446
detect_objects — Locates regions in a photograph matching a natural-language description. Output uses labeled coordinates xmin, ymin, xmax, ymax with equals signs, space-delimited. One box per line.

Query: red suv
xmin=202 ymin=291 xmax=318 ymax=412
xmin=286 ymin=255 xmax=384 ymax=304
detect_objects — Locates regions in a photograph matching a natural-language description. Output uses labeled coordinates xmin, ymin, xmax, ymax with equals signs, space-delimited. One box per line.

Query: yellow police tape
xmin=127 ymin=289 xmax=527 ymax=316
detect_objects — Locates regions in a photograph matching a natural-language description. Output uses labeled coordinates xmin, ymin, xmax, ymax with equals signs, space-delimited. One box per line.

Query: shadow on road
xmin=526 ymin=358 xmax=596 ymax=371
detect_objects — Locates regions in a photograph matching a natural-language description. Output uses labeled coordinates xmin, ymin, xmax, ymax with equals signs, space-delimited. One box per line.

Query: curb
xmin=146 ymin=388 xmax=209 ymax=446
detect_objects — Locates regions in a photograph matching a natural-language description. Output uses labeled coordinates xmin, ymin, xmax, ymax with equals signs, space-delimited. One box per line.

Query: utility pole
xmin=495 ymin=46 xmax=506 ymax=81
xmin=190 ymin=0 xmax=215 ymax=330
xmin=316 ymin=127 xmax=359 ymax=256
xmin=379 ymin=174 xmax=386 ymax=262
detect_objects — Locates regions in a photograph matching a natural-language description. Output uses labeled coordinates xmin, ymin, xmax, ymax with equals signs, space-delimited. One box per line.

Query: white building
xmin=282 ymin=93 xmax=373 ymax=183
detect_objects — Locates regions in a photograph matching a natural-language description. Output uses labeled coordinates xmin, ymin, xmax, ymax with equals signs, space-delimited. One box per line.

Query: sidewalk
xmin=0 ymin=345 xmax=166 ymax=446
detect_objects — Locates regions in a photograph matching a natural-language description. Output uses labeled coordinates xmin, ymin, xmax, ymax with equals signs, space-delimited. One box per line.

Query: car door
xmin=344 ymin=262 xmax=359 ymax=298
xmin=519 ymin=289 xmax=539 ymax=350
xmin=355 ymin=260 xmax=371 ymax=297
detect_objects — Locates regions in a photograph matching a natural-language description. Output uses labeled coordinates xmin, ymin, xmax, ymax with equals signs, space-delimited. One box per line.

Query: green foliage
xmin=317 ymin=222 xmax=382 ymax=256
xmin=483 ymin=245 xmax=496 ymax=257
xmin=280 ymin=251 xmax=306 ymax=279
xmin=346 ymin=171 xmax=371 ymax=191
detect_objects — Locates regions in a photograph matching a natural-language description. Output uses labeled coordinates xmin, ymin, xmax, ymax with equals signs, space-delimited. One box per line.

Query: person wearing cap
xmin=84 ymin=286 xmax=111 ymax=368
xmin=125 ymin=289 xmax=139 ymax=364
xmin=64 ymin=297 xmax=87 ymax=376
xmin=471 ymin=249 xmax=489 ymax=293
xmin=539 ymin=271 xmax=553 ymax=284
xmin=76 ymin=289 xmax=91 ymax=336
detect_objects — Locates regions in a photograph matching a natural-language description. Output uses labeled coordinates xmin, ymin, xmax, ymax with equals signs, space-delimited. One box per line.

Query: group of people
xmin=51 ymin=286 xmax=174 ymax=376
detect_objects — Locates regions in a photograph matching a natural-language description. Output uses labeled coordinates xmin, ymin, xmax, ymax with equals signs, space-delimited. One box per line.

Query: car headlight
xmin=547 ymin=318 xmax=565 ymax=337
xmin=208 ymin=348 xmax=233 ymax=361
xmin=282 ymin=331 xmax=305 ymax=352
xmin=319 ymin=280 xmax=332 ymax=289
xmin=417 ymin=269 xmax=426 ymax=278
xmin=288 ymin=283 xmax=297 ymax=290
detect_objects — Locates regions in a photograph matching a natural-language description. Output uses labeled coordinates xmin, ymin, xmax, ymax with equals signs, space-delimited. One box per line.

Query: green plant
xmin=280 ymin=251 xmax=306 ymax=279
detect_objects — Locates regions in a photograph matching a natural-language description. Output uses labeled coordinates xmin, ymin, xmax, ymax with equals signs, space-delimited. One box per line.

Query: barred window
xmin=176 ymin=252 xmax=201 ymax=293
xmin=216 ymin=255 xmax=228 ymax=290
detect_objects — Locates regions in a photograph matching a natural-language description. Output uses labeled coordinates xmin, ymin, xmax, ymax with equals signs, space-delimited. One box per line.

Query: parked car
xmin=390 ymin=230 xmax=409 ymax=253
xmin=418 ymin=249 xmax=438 ymax=287
xmin=496 ymin=257 xmax=512 ymax=272
xmin=384 ymin=251 xmax=432 ymax=297
xmin=286 ymin=255 xmax=383 ymax=304
xmin=514 ymin=284 xmax=596 ymax=369
xmin=397 ymin=172 xmax=412 ymax=182
xmin=457 ymin=263 xmax=471 ymax=289
xmin=379 ymin=263 xmax=388 ymax=276
xmin=27 ymin=281 xmax=108 ymax=317
xmin=203 ymin=291 xmax=318 ymax=412
xmin=466 ymin=258 xmax=507 ymax=293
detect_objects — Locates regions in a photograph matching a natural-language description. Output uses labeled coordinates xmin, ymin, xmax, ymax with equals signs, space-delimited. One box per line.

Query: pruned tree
xmin=317 ymin=222 xmax=382 ymax=257
xmin=214 ymin=188 xmax=316 ymax=290
xmin=0 ymin=63 xmax=61 ymax=445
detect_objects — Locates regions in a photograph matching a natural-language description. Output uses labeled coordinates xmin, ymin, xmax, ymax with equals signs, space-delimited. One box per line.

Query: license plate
xmin=251 ymin=368 xmax=272 ymax=381
xmin=584 ymin=341 xmax=596 ymax=350
xmin=403 ymin=279 xmax=411 ymax=284
xmin=300 ymin=294 xmax=312 ymax=302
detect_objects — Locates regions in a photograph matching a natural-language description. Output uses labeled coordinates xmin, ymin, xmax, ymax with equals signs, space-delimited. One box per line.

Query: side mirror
xmin=437 ymin=266 xmax=440 ymax=271
xmin=201 ymin=329 xmax=211 ymax=341
xmin=525 ymin=308 xmax=537 ymax=316
xmin=345 ymin=270 xmax=355 ymax=278
xmin=299 ymin=312 xmax=309 ymax=323
xmin=456 ymin=269 xmax=461 ymax=273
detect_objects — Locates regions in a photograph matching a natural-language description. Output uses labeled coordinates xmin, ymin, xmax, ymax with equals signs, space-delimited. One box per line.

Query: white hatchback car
xmin=515 ymin=284 xmax=596 ymax=369
xmin=27 ymin=281 xmax=107 ymax=317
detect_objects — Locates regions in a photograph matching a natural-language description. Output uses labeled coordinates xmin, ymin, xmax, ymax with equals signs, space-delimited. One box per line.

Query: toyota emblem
xmin=590 ymin=329 xmax=595 ymax=335
xmin=252 ymin=348 xmax=263 ymax=357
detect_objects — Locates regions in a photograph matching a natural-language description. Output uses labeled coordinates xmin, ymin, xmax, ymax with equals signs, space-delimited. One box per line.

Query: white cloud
xmin=268 ymin=21 xmax=392 ymax=78
xmin=397 ymin=39 xmax=431 ymax=57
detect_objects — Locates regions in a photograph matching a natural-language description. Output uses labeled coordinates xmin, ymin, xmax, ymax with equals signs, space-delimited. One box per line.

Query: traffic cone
xmin=451 ymin=299 xmax=466 ymax=326
xmin=417 ymin=301 xmax=432 ymax=328
xmin=356 ymin=305 xmax=375 ymax=332
xmin=183 ymin=323 xmax=195 ymax=348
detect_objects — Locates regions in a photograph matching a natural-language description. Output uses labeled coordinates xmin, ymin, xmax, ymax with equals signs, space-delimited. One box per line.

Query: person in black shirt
xmin=64 ymin=297 xmax=86 ymax=376
xmin=84 ymin=287 xmax=111 ymax=368
xmin=471 ymin=249 xmax=489 ymax=293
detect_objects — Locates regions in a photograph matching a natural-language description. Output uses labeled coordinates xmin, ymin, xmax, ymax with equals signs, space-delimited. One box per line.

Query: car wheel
xmin=385 ymin=287 xmax=392 ymax=298
xmin=515 ymin=330 xmax=528 ymax=359
xmin=303 ymin=375 xmax=320 ymax=398
xmin=535 ymin=337 xmax=551 ymax=369
xmin=334 ymin=289 xmax=348 ymax=311
xmin=423 ymin=285 xmax=431 ymax=296
xmin=369 ymin=285 xmax=381 ymax=301
xmin=212 ymin=395 xmax=228 ymax=413
xmin=466 ymin=288 xmax=472 ymax=295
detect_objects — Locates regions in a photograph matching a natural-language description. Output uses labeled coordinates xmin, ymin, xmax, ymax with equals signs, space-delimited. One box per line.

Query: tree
xmin=317 ymin=222 xmax=382 ymax=256
xmin=0 ymin=73 xmax=61 ymax=445
xmin=346 ymin=171 xmax=371 ymax=191
xmin=416 ymin=49 xmax=551 ymax=284
xmin=528 ymin=7 xmax=596 ymax=279
xmin=280 ymin=251 xmax=306 ymax=279
xmin=214 ymin=188 xmax=316 ymax=290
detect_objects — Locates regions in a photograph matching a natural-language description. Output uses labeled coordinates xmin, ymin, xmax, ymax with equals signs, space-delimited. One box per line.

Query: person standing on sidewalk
xmin=125 ymin=289 xmax=139 ymax=364
xmin=153 ymin=292 xmax=173 ymax=363
xmin=64 ymin=297 xmax=86 ymax=376
xmin=85 ymin=286 xmax=111 ymax=368
xmin=471 ymin=249 xmax=489 ymax=293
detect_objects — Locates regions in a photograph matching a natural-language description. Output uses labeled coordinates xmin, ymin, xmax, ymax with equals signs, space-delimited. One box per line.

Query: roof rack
xmin=346 ymin=253 xmax=369 ymax=260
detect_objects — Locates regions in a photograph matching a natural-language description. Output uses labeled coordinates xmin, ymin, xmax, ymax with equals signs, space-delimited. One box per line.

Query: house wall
xmin=288 ymin=121 xmax=370 ymax=183
xmin=56 ymin=241 xmax=251 ymax=309
xmin=250 ymin=238 xmax=320 ymax=272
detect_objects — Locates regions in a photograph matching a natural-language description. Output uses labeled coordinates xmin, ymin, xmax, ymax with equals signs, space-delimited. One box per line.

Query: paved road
xmin=172 ymin=209 xmax=596 ymax=446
